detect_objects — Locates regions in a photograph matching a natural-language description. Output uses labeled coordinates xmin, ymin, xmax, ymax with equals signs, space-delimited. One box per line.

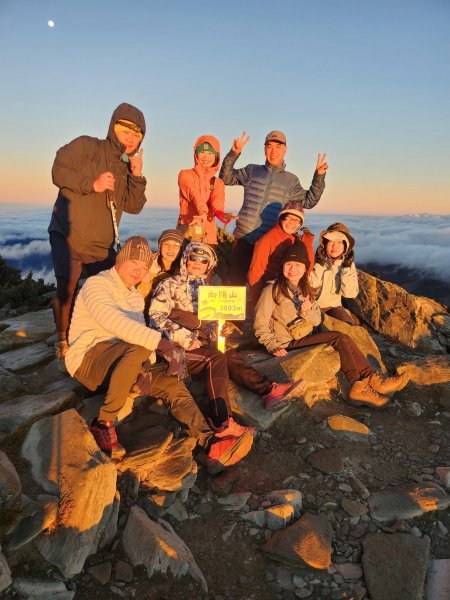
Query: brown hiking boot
xmin=206 ymin=432 xmax=253 ymax=475
xmin=348 ymin=378 xmax=390 ymax=408
xmin=369 ymin=371 xmax=409 ymax=395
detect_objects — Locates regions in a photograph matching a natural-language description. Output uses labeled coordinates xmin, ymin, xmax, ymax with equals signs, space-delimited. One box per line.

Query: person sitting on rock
xmin=254 ymin=241 xmax=409 ymax=408
xmin=248 ymin=200 xmax=315 ymax=304
xmin=148 ymin=242 xmax=303 ymax=417
xmin=65 ymin=236 xmax=254 ymax=474
xmin=309 ymin=222 xmax=358 ymax=326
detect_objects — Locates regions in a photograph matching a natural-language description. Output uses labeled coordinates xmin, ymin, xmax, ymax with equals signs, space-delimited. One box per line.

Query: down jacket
xmin=219 ymin=150 xmax=325 ymax=244
xmin=177 ymin=135 xmax=225 ymax=245
xmin=309 ymin=225 xmax=359 ymax=308
xmin=49 ymin=103 xmax=147 ymax=257
xmin=66 ymin=267 xmax=161 ymax=376
xmin=254 ymin=283 xmax=322 ymax=353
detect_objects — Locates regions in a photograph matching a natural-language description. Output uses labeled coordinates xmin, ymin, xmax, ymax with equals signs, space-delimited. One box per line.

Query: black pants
xmin=229 ymin=237 xmax=254 ymax=285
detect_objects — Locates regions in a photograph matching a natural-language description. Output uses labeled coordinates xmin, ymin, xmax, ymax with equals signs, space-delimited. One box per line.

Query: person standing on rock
xmin=65 ymin=236 xmax=254 ymax=474
xmin=247 ymin=200 xmax=315 ymax=305
xmin=309 ymin=222 xmax=358 ymax=325
xmin=148 ymin=241 xmax=304 ymax=415
xmin=48 ymin=103 xmax=148 ymax=370
xmin=219 ymin=130 xmax=328 ymax=284
xmin=254 ymin=241 xmax=409 ymax=408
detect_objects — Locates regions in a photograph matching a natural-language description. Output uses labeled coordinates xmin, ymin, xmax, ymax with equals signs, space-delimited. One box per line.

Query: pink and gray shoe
xmin=262 ymin=379 xmax=305 ymax=412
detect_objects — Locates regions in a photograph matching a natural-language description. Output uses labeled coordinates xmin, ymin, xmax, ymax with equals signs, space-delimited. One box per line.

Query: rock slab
xmin=262 ymin=512 xmax=334 ymax=569
xmin=368 ymin=482 xmax=450 ymax=521
xmin=362 ymin=532 xmax=430 ymax=600
xmin=0 ymin=449 xmax=21 ymax=509
xmin=426 ymin=559 xmax=450 ymax=600
xmin=123 ymin=505 xmax=207 ymax=591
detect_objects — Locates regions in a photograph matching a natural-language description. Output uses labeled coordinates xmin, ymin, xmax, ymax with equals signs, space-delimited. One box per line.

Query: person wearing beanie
xmin=219 ymin=130 xmax=328 ymax=285
xmin=48 ymin=103 xmax=148 ymax=370
xmin=254 ymin=242 xmax=409 ymax=409
xmin=309 ymin=222 xmax=358 ymax=325
xmin=247 ymin=200 xmax=315 ymax=304
xmin=177 ymin=135 xmax=236 ymax=248
xmin=65 ymin=236 xmax=253 ymax=473
xmin=149 ymin=241 xmax=304 ymax=416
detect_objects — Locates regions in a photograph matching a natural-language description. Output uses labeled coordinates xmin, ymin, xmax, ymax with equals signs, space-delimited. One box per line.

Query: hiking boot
xmin=89 ymin=419 xmax=126 ymax=461
xmin=223 ymin=416 xmax=256 ymax=438
xmin=206 ymin=432 xmax=253 ymax=475
xmin=55 ymin=340 xmax=69 ymax=373
xmin=348 ymin=378 xmax=390 ymax=408
xmin=369 ymin=371 xmax=409 ymax=395
xmin=262 ymin=379 xmax=304 ymax=412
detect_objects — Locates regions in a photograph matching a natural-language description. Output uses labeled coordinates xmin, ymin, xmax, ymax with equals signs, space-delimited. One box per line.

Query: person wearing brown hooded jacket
xmin=48 ymin=103 xmax=148 ymax=367
xmin=177 ymin=135 xmax=235 ymax=247
xmin=309 ymin=223 xmax=358 ymax=325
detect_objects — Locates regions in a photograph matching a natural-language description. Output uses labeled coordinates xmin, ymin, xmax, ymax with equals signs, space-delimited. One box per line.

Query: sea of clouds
xmin=1 ymin=205 xmax=449 ymax=293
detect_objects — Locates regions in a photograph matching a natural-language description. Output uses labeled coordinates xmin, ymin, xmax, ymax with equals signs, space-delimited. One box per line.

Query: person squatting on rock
xmin=177 ymin=135 xmax=236 ymax=249
xmin=148 ymin=242 xmax=303 ymax=417
xmin=219 ymin=130 xmax=328 ymax=285
xmin=247 ymin=200 xmax=315 ymax=305
xmin=48 ymin=103 xmax=148 ymax=369
xmin=309 ymin=222 xmax=358 ymax=325
xmin=65 ymin=236 xmax=254 ymax=474
xmin=253 ymin=241 xmax=409 ymax=408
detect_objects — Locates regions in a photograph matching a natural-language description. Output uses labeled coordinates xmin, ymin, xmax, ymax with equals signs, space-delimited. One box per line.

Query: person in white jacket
xmin=66 ymin=236 xmax=253 ymax=473
xmin=309 ymin=222 xmax=358 ymax=325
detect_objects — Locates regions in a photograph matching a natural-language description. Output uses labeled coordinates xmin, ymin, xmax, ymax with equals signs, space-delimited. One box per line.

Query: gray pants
xmin=74 ymin=340 xmax=213 ymax=448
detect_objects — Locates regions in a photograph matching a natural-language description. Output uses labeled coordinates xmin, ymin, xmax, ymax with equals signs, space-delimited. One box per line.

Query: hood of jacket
xmin=107 ymin=103 xmax=146 ymax=156
xmin=318 ymin=222 xmax=355 ymax=256
xmin=193 ymin=135 xmax=221 ymax=174
xmin=179 ymin=241 xmax=218 ymax=281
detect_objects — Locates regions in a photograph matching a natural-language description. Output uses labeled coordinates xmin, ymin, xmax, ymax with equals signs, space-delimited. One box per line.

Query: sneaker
xmin=55 ymin=341 xmax=69 ymax=373
xmin=348 ymin=378 xmax=390 ymax=408
xmin=223 ymin=416 xmax=256 ymax=438
xmin=206 ymin=432 xmax=254 ymax=475
xmin=262 ymin=379 xmax=304 ymax=412
xmin=89 ymin=419 xmax=126 ymax=461
xmin=369 ymin=371 xmax=409 ymax=395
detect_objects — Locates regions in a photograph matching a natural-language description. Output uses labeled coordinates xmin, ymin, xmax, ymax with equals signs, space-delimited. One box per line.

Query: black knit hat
xmin=281 ymin=240 xmax=310 ymax=270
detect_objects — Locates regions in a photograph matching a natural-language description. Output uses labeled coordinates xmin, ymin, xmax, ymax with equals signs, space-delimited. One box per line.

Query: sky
xmin=0 ymin=0 xmax=449 ymax=215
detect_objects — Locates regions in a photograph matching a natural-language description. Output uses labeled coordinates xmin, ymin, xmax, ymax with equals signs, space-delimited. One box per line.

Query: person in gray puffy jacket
xmin=219 ymin=130 xmax=328 ymax=284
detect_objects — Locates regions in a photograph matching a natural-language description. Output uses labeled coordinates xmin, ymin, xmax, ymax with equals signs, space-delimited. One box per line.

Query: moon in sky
xmin=48 ymin=20 xmax=55 ymax=28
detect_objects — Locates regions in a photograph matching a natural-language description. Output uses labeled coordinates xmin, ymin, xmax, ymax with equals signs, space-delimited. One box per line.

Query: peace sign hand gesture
xmin=232 ymin=131 xmax=250 ymax=154
xmin=316 ymin=153 xmax=328 ymax=175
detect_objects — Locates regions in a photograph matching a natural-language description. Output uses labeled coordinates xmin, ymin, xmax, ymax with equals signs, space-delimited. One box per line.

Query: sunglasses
xmin=188 ymin=255 xmax=209 ymax=264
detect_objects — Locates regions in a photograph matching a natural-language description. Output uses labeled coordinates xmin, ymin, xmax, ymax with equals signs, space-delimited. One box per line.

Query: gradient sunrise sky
xmin=1 ymin=0 xmax=449 ymax=215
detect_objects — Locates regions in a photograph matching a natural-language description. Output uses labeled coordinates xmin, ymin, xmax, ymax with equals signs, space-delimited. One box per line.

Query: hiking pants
xmin=322 ymin=306 xmax=355 ymax=326
xmin=287 ymin=331 xmax=373 ymax=385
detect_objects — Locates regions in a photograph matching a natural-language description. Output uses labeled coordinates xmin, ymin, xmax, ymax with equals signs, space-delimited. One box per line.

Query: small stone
xmin=348 ymin=476 xmax=370 ymax=500
xmin=341 ymin=498 xmax=367 ymax=518
xmin=405 ymin=401 xmax=422 ymax=416
xmin=114 ymin=560 xmax=133 ymax=583
xmin=430 ymin=444 xmax=440 ymax=453
xmin=88 ymin=562 xmax=112 ymax=585
xmin=437 ymin=521 xmax=448 ymax=536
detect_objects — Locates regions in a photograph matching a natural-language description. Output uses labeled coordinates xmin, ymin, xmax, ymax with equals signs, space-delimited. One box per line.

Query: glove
xmin=132 ymin=359 xmax=153 ymax=396
xmin=168 ymin=308 xmax=201 ymax=331
xmin=215 ymin=210 xmax=235 ymax=225
xmin=300 ymin=226 xmax=312 ymax=236
xmin=315 ymin=245 xmax=328 ymax=266
xmin=156 ymin=337 xmax=187 ymax=380
xmin=342 ymin=249 xmax=355 ymax=268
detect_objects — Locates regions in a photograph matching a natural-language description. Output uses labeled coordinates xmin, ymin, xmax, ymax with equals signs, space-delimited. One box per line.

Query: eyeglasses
xmin=188 ymin=255 xmax=209 ymax=264
xmin=282 ymin=215 xmax=302 ymax=224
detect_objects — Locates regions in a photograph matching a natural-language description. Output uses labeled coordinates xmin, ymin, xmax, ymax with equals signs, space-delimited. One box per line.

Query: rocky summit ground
xmin=0 ymin=270 xmax=449 ymax=600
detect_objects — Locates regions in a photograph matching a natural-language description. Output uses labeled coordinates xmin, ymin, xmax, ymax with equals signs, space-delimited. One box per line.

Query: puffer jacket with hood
xmin=177 ymin=135 xmax=225 ymax=245
xmin=49 ymin=103 xmax=147 ymax=257
xmin=309 ymin=223 xmax=359 ymax=308
xmin=148 ymin=242 xmax=218 ymax=350
xmin=219 ymin=150 xmax=325 ymax=244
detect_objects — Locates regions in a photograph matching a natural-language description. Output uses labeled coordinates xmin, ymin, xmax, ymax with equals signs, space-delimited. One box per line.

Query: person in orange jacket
xmin=247 ymin=200 xmax=314 ymax=304
xmin=177 ymin=135 xmax=236 ymax=249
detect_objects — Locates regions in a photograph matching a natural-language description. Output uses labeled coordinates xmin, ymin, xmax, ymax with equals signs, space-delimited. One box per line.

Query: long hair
xmin=272 ymin=270 xmax=316 ymax=305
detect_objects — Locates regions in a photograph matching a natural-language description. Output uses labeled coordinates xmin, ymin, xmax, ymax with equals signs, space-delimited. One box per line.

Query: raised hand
xmin=232 ymin=131 xmax=250 ymax=154
xmin=129 ymin=148 xmax=143 ymax=177
xmin=93 ymin=171 xmax=115 ymax=193
xmin=300 ymin=294 xmax=312 ymax=315
xmin=316 ymin=153 xmax=328 ymax=175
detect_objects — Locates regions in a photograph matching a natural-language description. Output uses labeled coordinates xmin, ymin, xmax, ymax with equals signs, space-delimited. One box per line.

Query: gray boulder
xmin=0 ymin=309 xmax=54 ymax=352
xmin=368 ymin=482 xmax=450 ymax=521
xmin=0 ymin=342 xmax=54 ymax=372
xmin=123 ymin=505 xmax=207 ymax=591
xmin=21 ymin=409 xmax=117 ymax=577
xmin=0 ymin=546 xmax=12 ymax=594
xmin=0 ymin=449 xmax=21 ymax=510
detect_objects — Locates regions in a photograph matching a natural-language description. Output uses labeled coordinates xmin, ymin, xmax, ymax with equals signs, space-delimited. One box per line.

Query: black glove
xmin=168 ymin=308 xmax=201 ymax=331
xmin=315 ymin=245 xmax=328 ymax=266
xmin=156 ymin=337 xmax=187 ymax=380
xmin=342 ymin=249 xmax=355 ymax=268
